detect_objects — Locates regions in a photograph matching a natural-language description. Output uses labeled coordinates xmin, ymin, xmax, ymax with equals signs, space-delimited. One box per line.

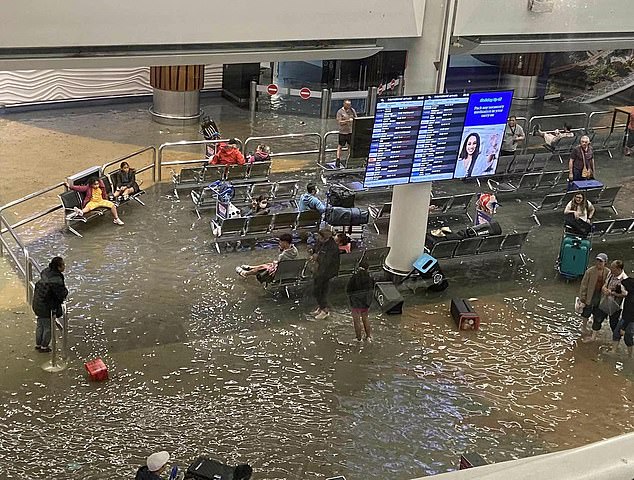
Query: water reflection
xmin=1 ymin=164 xmax=634 ymax=479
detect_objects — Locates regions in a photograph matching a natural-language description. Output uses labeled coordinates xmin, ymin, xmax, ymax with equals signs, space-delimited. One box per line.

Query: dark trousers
xmin=313 ymin=276 xmax=331 ymax=309
xmin=36 ymin=316 xmax=51 ymax=347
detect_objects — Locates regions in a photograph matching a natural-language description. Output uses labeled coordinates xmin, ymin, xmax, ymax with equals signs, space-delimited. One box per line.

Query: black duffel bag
xmin=325 ymin=206 xmax=369 ymax=226
xmin=327 ymin=186 xmax=355 ymax=208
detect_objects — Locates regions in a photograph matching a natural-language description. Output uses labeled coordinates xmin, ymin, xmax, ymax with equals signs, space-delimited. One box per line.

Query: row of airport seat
xmin=528 ymin=185 xmax=621 ymax=225
xmin=59 ymin=172 xmax=145 ymax=237
xmin=210 ymin=210 xmax=322 ymax=253
xmin=487 ymin=170 xmax=568 ymax=194
xmin=368 ymin=193 xmax=475 ymax=234
xmin=191 ymin=180 xmax=299 ymax=219
xmin=172 ymin=161 xmax=272 ymax=197
xmin=263 ymin=247 xmax=390 ymax=298
xmin=426 ymin=232 xmax=529 ymax=265
xmin=591 ymin=217 xmax=634 ymax=238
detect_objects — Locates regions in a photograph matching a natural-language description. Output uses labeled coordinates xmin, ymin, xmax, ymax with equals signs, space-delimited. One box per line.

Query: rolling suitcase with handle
xmin=558 ymin=234 xmax=590 ymax=279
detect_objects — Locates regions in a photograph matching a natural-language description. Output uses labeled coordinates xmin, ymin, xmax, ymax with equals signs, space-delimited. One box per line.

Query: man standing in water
xmin=335 ymin=99 xmax=357 ymax=168
xmin=578 ymin=253 xmax=609 ymax=341
xmin=32 ymin=257 xmax=68 ymax=352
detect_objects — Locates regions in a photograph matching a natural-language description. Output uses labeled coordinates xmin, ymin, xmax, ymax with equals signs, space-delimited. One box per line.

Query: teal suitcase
xmin=558 ymin=235 xmax=590 ymax=279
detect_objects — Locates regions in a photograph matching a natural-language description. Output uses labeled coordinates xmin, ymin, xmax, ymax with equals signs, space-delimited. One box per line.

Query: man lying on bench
xmin=65 ymin=177 xmax=125 ymax=225
xmin=235 ymin=233 xmax=298 ymax=281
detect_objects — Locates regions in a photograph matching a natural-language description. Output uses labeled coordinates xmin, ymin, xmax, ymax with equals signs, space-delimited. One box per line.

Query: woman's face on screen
xmin=466 ymin=135 xmax=478 ymax=156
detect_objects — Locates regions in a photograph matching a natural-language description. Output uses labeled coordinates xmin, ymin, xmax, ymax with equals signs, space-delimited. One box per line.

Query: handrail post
xmin=156 ymin=146 xmax=164 ymax=182
xmin=61 ymin=303 xmax=69 ymax=360
xmin=367 ymin=86 xmax=378 ymax=116
xmin=397 ymin=75 xmax=405 ymax=96
xmin=320 ymin=88 xmax=331 ymax=120
xmin=25 ymin=249 xmax=32 ymax=304
xmin=249 ymin=80 xmax=257 ymax=121
xmin=152 ymin=147 xmax=157 ymax=183
xmin=50 ymin=311 xmax=58 ymax=368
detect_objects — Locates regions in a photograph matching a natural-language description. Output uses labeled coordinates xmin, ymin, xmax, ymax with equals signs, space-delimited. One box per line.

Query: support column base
xmin=150 ymin=88 xmax=202 ymax=125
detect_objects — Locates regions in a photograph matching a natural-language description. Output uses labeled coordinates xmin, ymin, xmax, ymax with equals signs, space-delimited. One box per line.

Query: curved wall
xmin=0 ymin=66 xmax=222 ymax=106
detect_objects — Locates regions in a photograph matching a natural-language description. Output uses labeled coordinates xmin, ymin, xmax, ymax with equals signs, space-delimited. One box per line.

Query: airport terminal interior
xmin=1 ymin=1 xmax=634 ymax=479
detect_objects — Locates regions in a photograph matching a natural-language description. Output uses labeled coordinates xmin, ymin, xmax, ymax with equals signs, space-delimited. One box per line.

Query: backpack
xmin=327 ymin=186 xmax=355 ymax=208
xmin=207 ymin=180 xmax=235 ymax=204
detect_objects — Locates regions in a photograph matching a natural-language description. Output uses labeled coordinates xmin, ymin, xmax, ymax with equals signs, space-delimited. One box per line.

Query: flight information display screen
xmin=363 ymin=91 xmax=513 ymax=188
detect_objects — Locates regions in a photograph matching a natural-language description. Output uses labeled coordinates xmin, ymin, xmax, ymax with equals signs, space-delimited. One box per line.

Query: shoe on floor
xmin=73 ymin=207 xmax=84 ymax=216
xmin=235 ymin=267 xmax=247 ymax=278
xmin=240 ymin=265 xmax=253 ymax=271
xmin=113 ymin=218 xmax=125 ymax=225
xmin=35 ymin=345 xmax=41 ymax=350
xmin=315 ymin=311 xmax=330 ymax=320
xmin=310 ymin=308 xmax=321 ymax=316
xmin=39 ymin=347 xmax=52 ymax=353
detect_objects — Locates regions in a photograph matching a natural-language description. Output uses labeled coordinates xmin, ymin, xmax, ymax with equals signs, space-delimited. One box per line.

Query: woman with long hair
xmin=455 ymin=132 xmax=481 ymax=178
xmin=564 ymin=191 xmax=595 ymax=235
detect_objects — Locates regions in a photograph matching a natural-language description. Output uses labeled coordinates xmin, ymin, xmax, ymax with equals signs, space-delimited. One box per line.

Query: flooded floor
xmin=0 ymin=97 xmax=634 ymax=480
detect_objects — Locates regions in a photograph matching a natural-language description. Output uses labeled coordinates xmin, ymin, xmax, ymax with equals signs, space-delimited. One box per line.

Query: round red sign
xmin=299 ymin=87 xmax=311 ymax=100
xmin=266 ymin=84 xmax=278 ymax=95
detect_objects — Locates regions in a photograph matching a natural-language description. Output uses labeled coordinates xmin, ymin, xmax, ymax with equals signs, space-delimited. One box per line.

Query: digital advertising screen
xmin=452 ymin=91 xmax=514 ymax=179
xmin=362 ymin=90 xmax=514 ymax=188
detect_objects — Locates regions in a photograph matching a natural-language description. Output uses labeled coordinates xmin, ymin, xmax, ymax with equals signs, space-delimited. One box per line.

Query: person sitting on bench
xmin=210 ymin=138 xmax=246 ymax=166
xmin=531 ymin=123 xmax=574 ymax=148
xmin=235 ymin=233 xmax=298 ymax=280
xmin=247 ymin=144 xmax=271 ymax=164
xmin=65 ymin=177 xmax=124 ymax=225
xmin=243 ymin=195 xmax=270 ymax=216
xmin=112 ymin=161 xmax=141 ymax=201
xmin=564 ymin=191 xmax=595 ymax=236
xmin=335 ymin=232 xmax=351 ymax=253
xmin=298 ymin=183 xmax=326 ymax=213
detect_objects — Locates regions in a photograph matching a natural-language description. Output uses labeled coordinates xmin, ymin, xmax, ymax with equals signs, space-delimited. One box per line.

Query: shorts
xmin=86 ymin=199 xmax=114 ymax=211
xmin=338 ymin=133 xmax=352 ymax=147
xmin=120 ymin=182 xmax=140 ymax=193
xmin=351 ymin=308 xmax=369 ymax=315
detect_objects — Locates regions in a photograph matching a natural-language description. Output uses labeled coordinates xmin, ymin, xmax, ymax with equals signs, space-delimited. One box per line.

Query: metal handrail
xmin=526 ymin=113 xmax=589 ymax=150
xmin=243 ymin=132 xmax=323 ymax=167
xmin=101 ymin=146 xmax=157 ymax=180
xmin=0 ymin=181 xmax=65 ymax=299
xmin=156 ymin=138 xmax=241 ymax=181
xmin=322 ymin=130 xmax=347 ymax=164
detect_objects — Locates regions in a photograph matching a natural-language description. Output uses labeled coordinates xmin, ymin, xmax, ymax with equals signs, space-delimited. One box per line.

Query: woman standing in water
xmin=346 ymin=260 xmax=374 ymax=342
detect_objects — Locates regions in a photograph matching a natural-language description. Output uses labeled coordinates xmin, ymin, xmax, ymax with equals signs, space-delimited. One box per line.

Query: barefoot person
xmin=346 ymin=260 xmax=374 ymax=342
xmin=578 ymin=253 xmax=609 ymax=340
xmin=612 ymin=275 xmax=634 ymax=357
xmin=65 ymin=177 xmax=125 ymax=225
xmin=236 ymin=233 xmax=297 ymax=280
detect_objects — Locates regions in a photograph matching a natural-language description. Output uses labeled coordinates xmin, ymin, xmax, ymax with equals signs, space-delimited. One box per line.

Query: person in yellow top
xmin=65 ymin=177 xmax=124 ymax=225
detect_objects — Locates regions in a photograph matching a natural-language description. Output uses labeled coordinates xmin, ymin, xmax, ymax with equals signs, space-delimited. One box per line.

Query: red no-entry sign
xmin=266 ymin=84 xmax=279 ymax=95
xmin=299 ymin=87 xmax=311 ymax=100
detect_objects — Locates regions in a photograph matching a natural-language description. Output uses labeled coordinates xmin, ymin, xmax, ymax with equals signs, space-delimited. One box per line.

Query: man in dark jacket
xmin=32 ymin=257 xmax=68 ymax=352
xmin=310 ymin=229 xmax=340 ymax=320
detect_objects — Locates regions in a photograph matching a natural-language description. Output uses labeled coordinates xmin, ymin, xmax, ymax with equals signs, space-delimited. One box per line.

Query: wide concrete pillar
xmin=500 ymin=53 xmax=545 ymax=104
xmin=384 ymin=0 xmax=454 ymax=275
xmin=149 ymin=65 xmax=204 ymax=125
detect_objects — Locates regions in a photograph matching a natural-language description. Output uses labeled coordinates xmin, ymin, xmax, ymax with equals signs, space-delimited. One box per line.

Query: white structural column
xmin=383 ymin=0 xmax=457 ymax=275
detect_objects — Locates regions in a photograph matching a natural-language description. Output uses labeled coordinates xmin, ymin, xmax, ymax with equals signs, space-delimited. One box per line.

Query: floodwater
xmin=1 ymin=98 xmax=634 ymax=480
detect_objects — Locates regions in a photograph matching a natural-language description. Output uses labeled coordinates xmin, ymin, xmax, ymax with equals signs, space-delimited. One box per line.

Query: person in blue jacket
xmin=298 ymin=183 xmax=326 ymax=213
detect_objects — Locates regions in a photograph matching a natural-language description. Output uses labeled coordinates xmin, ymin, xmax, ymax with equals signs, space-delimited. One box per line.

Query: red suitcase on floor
xmin=450 ymin=298 xmax=480 ymax=331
